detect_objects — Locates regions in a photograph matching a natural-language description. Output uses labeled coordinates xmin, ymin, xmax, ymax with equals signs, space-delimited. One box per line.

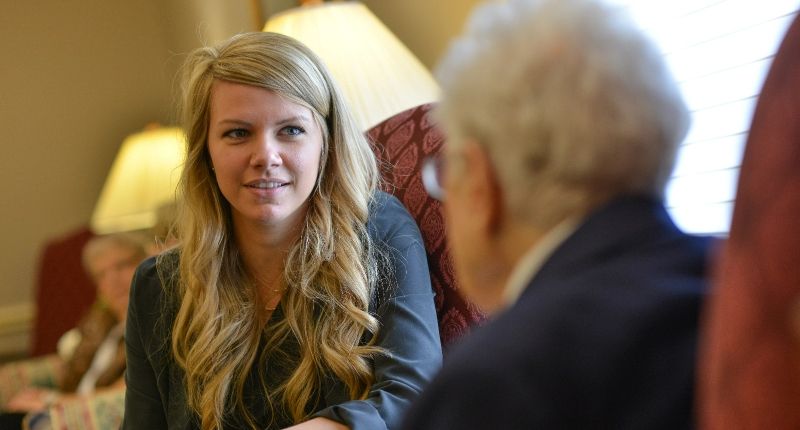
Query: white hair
xmin=435 ymin=0 xmax=689 ymax=228
xmin=82 ymin=233 xmax=148 ymax=275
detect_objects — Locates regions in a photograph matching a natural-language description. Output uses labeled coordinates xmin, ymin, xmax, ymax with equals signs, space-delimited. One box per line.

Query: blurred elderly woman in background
xmin=0 ymin=233 xmax=147 ymax=429
xmin=402 ymin=0 xmax=711 ymax=428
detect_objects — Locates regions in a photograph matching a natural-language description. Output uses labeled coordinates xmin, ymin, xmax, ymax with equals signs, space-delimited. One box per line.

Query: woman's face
xmin=207 ymin=80 xmax=323 ymax=233
xmin=89 ymin=246 xmax=140 ymax=321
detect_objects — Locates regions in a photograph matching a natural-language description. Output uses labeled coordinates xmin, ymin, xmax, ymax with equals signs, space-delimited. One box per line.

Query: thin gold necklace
xmin=262 ymin=284 xmax=287 ymax=312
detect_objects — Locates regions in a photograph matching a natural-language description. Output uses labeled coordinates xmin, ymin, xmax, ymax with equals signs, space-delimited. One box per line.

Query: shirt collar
xmin=501 ymin=217 xmax=581 ymax=307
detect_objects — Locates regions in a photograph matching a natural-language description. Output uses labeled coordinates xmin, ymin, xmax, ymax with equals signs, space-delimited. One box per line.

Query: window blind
xmin=609 ymin=0 xmax=800 ymax=235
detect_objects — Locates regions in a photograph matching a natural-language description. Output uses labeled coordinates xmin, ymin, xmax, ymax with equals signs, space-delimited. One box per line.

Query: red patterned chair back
xmin=367 ymin=104 xmax=484 ymax=349
xmin=31 ymin=227 xmax=96 ymax=356
xmin=698 ymin=14 xmax=800 ymax=429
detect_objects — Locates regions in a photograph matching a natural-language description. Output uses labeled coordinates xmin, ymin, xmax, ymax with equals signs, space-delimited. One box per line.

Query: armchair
xmin=31 ymin=227 xmax=96 ymax=357
xmin=698 ymin=13 xmax=800 ymax=429
xmin=367 ymin=103 xmax=485 ymax=348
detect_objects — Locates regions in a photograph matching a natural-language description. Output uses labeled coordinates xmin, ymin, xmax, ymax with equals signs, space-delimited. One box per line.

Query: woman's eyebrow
xmin=214 ymin=114 xmax=311 ymax=127
xmin=275 ymin=114 xmax=312 ymax=126
xmin=215 ymin=118 xmax=252 ymax=127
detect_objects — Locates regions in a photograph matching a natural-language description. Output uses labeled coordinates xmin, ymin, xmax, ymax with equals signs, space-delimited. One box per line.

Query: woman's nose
xmin=250 ymin=134 xmax=282 ymax=168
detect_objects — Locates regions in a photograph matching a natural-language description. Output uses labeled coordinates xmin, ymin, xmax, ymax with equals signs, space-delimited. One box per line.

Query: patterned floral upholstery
xmin=45 ymin=387 xmax=125 ymax=430
xmin=0 ymin=355 xmax=61 ymax=407
xmin=367 ymin=103 xmax=485 ymax=348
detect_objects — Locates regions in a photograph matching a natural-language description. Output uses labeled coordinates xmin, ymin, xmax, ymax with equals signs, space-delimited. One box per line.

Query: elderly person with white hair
xmin=0 ymin=233 xmax=148 ymax=430
xmin=401 ymin=0 xmax=711 ymax=428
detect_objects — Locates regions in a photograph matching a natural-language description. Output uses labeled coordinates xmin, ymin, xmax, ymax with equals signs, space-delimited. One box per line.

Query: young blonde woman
xmin=122 ymin=32 xmax=441 ymax=430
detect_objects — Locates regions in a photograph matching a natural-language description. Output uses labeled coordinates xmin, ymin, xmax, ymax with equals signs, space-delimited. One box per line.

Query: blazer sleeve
xmin=122 ymin=257 xmax=169 ymax=429
xmin=313 ymin=192 xmax=443 ymax=430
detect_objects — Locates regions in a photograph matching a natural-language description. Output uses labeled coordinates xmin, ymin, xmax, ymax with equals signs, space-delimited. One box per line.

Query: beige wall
xmin=361 ymin=0 xmax=483 ymax=70
xmin=0 ymin=0 xmax=481 ymax=355
xmin=0 ymin=0 xmax=174 ymax=309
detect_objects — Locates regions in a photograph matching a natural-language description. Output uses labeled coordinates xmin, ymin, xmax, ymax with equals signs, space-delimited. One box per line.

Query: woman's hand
xmin=5 ymin=387 xmax=58 ymax=412
xmin=283 ymin=417 xmax=349 ymax=430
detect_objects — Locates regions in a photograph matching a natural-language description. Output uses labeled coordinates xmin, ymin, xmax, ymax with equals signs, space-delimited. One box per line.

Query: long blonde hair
xmin=167 ymin=32 xmax=381 ymax=429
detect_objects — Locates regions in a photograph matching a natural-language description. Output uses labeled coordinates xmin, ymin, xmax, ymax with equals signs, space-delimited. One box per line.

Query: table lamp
xmin=264 ymin=1 xmax=440 ymax=131
xmin=90 ymin=126 xmax=185 ymax=234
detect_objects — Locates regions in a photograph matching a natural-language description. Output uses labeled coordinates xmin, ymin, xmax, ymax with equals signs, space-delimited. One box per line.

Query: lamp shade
xmin=264 ymin=1 xmax=439 ymax=131
xmin=90 ymin=127 xmax=185 ymax=234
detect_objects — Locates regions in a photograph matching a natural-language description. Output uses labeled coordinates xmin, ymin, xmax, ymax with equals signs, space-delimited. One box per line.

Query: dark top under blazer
xmin=122 ymin=192 xmax=442 ymax=430
xmin=402 ymin=195 xmax=711 ymax=430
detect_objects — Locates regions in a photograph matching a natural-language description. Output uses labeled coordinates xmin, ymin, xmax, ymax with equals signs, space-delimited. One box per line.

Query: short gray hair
xmin=82 ymin=233 xmax=148 ymax=275
xmin=435 ymin=0 xmax=689 ymax=228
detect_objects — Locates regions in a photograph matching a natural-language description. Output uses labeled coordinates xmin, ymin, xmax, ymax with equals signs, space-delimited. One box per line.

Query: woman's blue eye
xmin=282 ymin=126 xmax=305 ymax=136
xmin=224 ymin=129 xmax=248 ymax=139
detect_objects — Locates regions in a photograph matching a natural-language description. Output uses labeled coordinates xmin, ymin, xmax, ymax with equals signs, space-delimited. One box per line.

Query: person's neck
xmin=233 ymin=217 xmax=302 ymax=291
xmin=498 ymin=216 xmax=584 ymax=310
xmin=469 ymin=222 xmax=546 ymax=314
xmin=500 ymin=222 xmax=548 ymax=273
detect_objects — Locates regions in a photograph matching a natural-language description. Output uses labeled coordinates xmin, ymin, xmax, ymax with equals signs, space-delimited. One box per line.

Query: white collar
xmin=501 ymin=218 xmax=581 ymax=307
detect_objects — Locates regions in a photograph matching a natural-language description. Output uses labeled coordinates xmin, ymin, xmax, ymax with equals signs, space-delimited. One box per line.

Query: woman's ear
xmin=460 ymin=140 xmax=505 ymax=236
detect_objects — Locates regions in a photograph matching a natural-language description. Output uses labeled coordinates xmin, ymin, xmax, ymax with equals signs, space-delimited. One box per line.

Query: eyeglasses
xmin=421 ymin=155 xmax=446 ymax=201
xmin=91 ymin=255 xmax=141 ymax=284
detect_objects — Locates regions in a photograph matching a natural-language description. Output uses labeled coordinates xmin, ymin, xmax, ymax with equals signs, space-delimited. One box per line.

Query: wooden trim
xmin=0 ymin=302 xmax=33 ymax=358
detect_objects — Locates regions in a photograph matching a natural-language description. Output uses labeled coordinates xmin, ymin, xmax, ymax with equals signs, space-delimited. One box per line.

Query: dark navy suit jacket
xmin=402 ymin=195 xmax=710 ymax=429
